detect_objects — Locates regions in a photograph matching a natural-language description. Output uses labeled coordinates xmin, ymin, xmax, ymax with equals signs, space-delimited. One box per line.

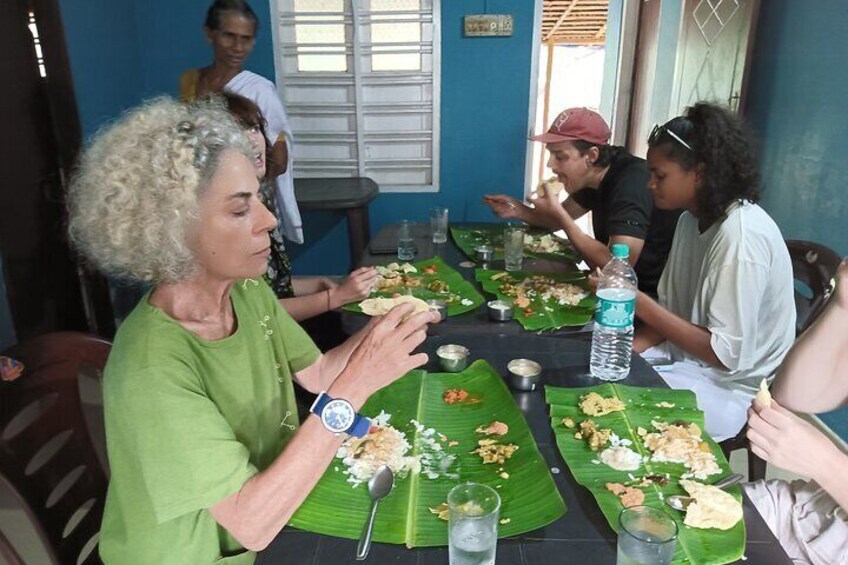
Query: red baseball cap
xmin=532 ymin=107 xmax=611 ymax=145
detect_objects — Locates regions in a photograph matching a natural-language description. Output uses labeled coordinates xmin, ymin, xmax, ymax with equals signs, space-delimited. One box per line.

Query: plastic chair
xmin=0 ymin=332 xmax=111 ymax=565
xmin=787 ymin=239 xmax=842 ymax=335
xmin=719 ymin=426 xmax=767 ymax=482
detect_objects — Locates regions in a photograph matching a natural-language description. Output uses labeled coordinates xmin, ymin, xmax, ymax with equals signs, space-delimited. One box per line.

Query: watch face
xmin=322 ymin=399 xmax=355 ymax=433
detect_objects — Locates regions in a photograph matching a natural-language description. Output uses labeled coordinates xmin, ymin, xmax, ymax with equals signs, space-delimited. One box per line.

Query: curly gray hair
xmin=68 ymin=97 xmax=251 ymax=284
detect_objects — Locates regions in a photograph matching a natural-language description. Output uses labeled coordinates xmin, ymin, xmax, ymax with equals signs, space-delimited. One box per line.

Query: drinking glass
xmin=616 ymin=505 xmax=678 ymax=565
xmin=397 ymin=220 xmax=416 ymax=261
xmin=503 ymin=225 xmax=525 ymax=271
xmin=448 ymin=482 xmax=500 ymax=565
xmin=430 ymin=206 xmax=449 ymax=244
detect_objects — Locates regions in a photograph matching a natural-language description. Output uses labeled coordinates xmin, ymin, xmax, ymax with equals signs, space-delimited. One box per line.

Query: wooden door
xmin=0 ymin=0 xmax=113 ymax=339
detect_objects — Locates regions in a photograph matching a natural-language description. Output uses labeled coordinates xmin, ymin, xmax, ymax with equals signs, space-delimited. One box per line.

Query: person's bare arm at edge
xmin=771 ymin=259 xmax=848 ymax=412
xmin=281 ymin=268 xmax=379 ymax=322
xmin=747 ymin=397 xmax=848 ymax=512
xmin=635 ymin=291 xmax=726 ymax=369
xmin=266 ymin=138 xmax=288 ymax=177
xmin=208 ymin=305 xmax=436 ymax=551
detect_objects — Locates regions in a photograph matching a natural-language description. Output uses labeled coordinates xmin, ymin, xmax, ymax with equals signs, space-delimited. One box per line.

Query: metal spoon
xmin=665 ymin=473 xmax=744 ymax=512
xmin=356 ymin=465 xmax=395 ymax=561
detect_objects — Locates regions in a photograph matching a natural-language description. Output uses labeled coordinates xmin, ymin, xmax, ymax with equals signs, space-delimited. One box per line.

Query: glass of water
xmin=617 ymin=505 xmax=678 ymax=565
xmin=430 ymin=206 xmax=449 ymax=244
xmin=503 ymin=225 xmax=525 ymax=272
xmin=397 ymin=220 xmax=416 ymax=261
xmin=448 ymin=482 xmax=500 ymax=565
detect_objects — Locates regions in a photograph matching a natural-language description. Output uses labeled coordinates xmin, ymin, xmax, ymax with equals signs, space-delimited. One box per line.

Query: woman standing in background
xmin=180 ymin=0 xmax=303 ymax=245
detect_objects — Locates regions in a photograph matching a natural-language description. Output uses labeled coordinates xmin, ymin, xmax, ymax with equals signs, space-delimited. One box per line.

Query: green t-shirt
xmin=99 ymin=279 xmax=321 ymax=564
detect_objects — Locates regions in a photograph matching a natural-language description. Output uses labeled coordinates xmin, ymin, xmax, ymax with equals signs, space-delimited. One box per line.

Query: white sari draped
xmin=226 ymin=71 xmax=303 ymax=244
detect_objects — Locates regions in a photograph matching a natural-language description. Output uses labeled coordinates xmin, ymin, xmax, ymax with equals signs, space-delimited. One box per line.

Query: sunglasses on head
xmin=649 ymin=123 xmax=693 ymax=151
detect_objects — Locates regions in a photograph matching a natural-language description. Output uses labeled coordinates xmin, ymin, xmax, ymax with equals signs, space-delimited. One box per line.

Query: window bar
xmin=350 ymin=0 xmax=367 ymax=176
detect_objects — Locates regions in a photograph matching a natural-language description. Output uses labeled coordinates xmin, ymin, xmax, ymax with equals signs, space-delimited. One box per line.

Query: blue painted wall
xmin=745 ymin=0 xmax=848 ymax=437
xmin=746 ymin=0 xmax=848 ymax=257
xmin=58 ymin=0 xmax=144 ymax=138
xmin=63 ymin=0 xmax=536 ymax=276
xmin=293 ymin=0 xmax=538 ymax=274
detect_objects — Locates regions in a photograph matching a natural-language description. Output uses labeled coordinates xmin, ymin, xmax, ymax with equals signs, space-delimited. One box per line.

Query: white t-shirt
xmin=657 ymin=200 xmax=796 ymax=392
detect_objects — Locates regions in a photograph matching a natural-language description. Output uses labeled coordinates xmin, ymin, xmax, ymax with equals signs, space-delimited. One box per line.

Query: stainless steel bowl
xmin=507 ymin=359 xmax=541 ymax=391
xmin=487 ymin=299 xmax=513 ymax=322
xmin=426 ymin=299 xmax=447 ymax=322
xmin=475 ymin=245 xmax=494 ymax=262
xmin=436 ymin=344 xmax=470 ymax=373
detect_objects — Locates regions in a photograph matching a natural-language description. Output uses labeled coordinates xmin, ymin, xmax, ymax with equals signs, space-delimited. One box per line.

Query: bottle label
xmin=595 ymin=296 xmax=635 ymax=328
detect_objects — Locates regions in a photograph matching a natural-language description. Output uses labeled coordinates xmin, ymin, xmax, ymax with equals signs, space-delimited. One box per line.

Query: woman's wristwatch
xmin=309 ymin=391 xmax=370 ymax=438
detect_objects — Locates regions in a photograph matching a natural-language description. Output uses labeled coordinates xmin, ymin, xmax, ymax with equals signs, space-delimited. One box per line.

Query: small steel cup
xmin=487 ymin=300 xmax=513 ymax=322
xmin=437 ymin=344 xmax=469 ymax=373
xmin=426 ymin=299 xmax=447 ymax=321
xmin=475 ymin=245 xmax=494 ymax=263
xmin=507 ymin=359 xmax=541 ymax=391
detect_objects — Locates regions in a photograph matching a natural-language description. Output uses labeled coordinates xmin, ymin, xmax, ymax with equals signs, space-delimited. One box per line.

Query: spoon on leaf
xmin=665 ymin=473 xmax=744 ymax=512
xmin=356 ymin=465 xmax=395 ymax=561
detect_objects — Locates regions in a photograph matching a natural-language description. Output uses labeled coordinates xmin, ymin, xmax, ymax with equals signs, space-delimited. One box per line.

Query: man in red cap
xmin=484 ymin=107 xmax=681 ymax=297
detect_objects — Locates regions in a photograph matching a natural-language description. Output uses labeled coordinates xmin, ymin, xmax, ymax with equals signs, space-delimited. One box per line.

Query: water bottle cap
xmin=611 ymin=243 xmax=630 ymax=259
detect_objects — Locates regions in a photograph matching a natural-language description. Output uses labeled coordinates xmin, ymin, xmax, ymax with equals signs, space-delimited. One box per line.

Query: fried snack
xmin=679 ymin=479 xmax=743 ymax=530
xmin=605 ymin=482 xmax=645 ymax=508
xmin=535 ymin=176 xmax=566 ymax=198
xmin=756 ymin=378 xmax=772 ymax=408
xmin=359 ymin=295 xmax=431 ymax=319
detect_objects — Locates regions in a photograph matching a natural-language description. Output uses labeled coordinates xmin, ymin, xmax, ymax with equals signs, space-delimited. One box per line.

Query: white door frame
xmin=524 ymin=0 xmax=641 ymax=194
xmin=523 ymin=0 xmax=544 ymax=199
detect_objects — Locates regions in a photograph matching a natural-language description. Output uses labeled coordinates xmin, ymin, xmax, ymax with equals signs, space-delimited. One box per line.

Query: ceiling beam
xmin=543 ymin=0 xmax=581 ymax=42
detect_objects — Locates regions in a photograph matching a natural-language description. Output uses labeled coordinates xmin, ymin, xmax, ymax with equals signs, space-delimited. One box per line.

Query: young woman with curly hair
xmin=634 ymin=102 xmax=796 ymax=441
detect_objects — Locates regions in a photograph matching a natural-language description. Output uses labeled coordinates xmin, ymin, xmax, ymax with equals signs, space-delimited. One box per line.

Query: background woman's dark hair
xmin=219 ymin=91 xmax=272 ymax=180
xmin=205 ymin=0 xmax=259 ymax=33
xmin=648 ymin=102 xmax=760 ymax=228
xmin=571 ymin=140 xmax=625 ymax=168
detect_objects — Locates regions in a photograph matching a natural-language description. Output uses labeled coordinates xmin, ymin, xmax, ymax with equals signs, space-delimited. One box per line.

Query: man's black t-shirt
xmin=570 ymin=152 xmax=682 ymax=296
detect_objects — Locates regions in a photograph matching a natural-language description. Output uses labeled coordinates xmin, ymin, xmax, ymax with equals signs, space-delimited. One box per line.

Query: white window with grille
xmin=271 ymin=0 xmax=440 ymax=192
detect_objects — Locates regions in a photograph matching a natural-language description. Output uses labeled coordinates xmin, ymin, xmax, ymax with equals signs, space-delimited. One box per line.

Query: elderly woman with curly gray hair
xmin=68 ymin=98 xmax=438 ymax=564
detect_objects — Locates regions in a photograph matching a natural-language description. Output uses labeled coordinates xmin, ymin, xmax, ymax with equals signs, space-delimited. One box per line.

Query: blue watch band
xmin=310 ymin=392 xmax=370 ymax=438
xmin=348 ymin=413 xmax=371 ymax=438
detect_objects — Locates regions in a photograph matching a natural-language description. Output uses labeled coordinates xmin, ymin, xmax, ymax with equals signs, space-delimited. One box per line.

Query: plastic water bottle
xmin=590 ymin=243 xmax=638 ymax=381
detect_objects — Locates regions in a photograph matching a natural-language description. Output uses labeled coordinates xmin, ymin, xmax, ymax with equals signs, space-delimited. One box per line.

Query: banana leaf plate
xmin=344 ymin=256 xmax=485 ymax=317
xmin=290 ymin=360 xmax=566 ymax=546
xmin=475 ymin=269 xmax=596 ymax=331
xmin=450 ymin=224 xmax=578 ymax=263
xmin=546 ymin=383 xmax=745 ymax=565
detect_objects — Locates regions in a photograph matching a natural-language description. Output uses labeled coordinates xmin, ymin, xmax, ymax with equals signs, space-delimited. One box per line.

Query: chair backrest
xmin=786 ymin=239 xmax=842 ymax=335
xmin=0 ymin=332 xmax=111 ymax=565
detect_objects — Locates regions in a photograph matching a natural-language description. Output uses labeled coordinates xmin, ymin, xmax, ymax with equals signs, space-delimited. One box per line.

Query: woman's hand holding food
xmin=331 ymin=304 xmax=438 ymax=407
xmin=747 ymin=398 xmax=838 ymax=481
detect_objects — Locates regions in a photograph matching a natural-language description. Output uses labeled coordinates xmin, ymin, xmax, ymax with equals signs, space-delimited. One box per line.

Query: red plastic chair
xmin=0 ymin=332 xmax=111 ymax=564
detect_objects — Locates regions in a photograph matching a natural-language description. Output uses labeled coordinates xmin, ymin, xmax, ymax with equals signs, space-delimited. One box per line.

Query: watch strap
xmin=310 ymin=391 xmax=331 ymax=416
xmin=310 ymin=391 xmax=370 ymax=438
xmin=348 ymin=413 xmax=371 ymax=438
